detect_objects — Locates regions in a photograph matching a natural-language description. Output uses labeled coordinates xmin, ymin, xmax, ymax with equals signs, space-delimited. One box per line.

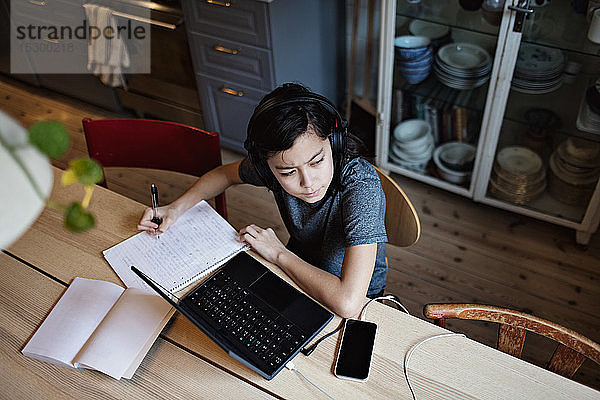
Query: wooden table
xmin=3 ymin=167 xmax=598 ymax=400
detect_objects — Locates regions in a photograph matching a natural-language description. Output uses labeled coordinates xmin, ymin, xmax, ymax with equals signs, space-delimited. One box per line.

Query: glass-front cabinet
xmin=376 ymin=0 xmax=600 ymax=244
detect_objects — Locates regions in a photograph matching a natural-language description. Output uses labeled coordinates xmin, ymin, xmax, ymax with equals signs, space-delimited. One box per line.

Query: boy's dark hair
xmin=244 ymin=83 xmax=365 ymax=190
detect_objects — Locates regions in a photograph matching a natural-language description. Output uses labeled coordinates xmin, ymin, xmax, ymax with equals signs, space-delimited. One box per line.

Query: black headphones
xmin=245 ymin=86 xmax=348 ymax=189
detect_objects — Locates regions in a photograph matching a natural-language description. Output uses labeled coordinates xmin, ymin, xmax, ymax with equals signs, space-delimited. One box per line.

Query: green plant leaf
xmin=70 ymin=158 xmax=104 ymax=185
xmin=28 ymin=121 xmax=70 ymax=158
xmin=64 ymin=202 xmax=95 ymax=232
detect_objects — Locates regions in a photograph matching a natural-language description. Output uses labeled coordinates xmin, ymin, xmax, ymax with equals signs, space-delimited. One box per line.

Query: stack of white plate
xmin=512 ymin=43 xmax=565 ymax=94
xmin=489 ymin=146 xmax=546 ymax=205
xmin=389 ymin=119 xmax=434 ymax=171
xmin=433 ymin=42 xmax=492 ymax=90
xmin=432 ymin=141 xmax=476 ymax=185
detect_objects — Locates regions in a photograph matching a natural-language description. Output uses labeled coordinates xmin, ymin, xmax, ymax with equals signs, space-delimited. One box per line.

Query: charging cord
xmin=359 ymin=294 xmax=410 ymax=320
xmin=301 ymin=319 xmax=345 ymax=356
xmin=404 ymin=333 xmax=466 ymax=400
xmin=285 ymin=361 xmax=336 ymax=400
xmin=301 ymin=295 xmax=409 ymax=356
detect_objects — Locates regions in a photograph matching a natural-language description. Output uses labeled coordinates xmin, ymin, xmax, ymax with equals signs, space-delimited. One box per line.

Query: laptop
xmin=132 ymin=251 xmax=333 ymax=380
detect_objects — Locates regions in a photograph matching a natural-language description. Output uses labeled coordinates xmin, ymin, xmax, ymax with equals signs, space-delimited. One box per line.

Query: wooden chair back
xmin=373 ymin=165 xmax=420 ymax=247
xmin=423 ymin=303 xmax=600 ymax=379
xmin=82 ymin=118 xmax=227 ymax=219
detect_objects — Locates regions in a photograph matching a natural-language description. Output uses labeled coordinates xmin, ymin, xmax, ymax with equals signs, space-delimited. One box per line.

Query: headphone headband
xmin=248 ymin=91 xmax=347 ymax=135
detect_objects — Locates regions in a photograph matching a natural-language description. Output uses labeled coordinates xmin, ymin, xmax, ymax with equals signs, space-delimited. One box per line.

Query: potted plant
xmin=0 ymin=109 xmax=103 ymax=248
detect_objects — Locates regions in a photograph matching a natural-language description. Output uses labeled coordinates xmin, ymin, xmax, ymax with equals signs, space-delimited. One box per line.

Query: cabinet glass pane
xmin=389 ymin=0 xmax=503 ymax=192
xmin=487 ymin=1 xmax=600 ymax=223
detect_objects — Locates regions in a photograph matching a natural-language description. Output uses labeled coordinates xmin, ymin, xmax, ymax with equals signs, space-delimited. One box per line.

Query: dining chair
xmin=82 ymin=118 xmax=227 ymax=219
xmin=373 ymin=165 xmax=421 ymax=248
xmin=373 ymin=166 xmax=420 ymax=310
xmin=423 ymin=303 xmax=600 ymax=379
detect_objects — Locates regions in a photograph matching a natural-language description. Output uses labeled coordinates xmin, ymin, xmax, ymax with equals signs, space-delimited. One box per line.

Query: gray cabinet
xmin=182 ymin=0 xmax=343 ymax=153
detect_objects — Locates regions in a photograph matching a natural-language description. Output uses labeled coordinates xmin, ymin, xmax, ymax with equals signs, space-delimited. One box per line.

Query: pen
xmin=150 ymin=184 xmax=163 ymax=234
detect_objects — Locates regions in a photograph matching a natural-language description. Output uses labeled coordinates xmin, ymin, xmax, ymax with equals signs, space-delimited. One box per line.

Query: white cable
xmin=404 ymin=333 xmax=466 ymax=400
xmin=286 ymin=361 xmax=336 ymax=400
xmin=359 ymin=294 xmax=410 ymax=320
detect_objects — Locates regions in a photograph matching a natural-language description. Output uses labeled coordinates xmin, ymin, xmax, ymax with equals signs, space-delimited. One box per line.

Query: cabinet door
xmin=195 ymin=75 xmax=267 ymax=153
xmin=187 ymin=33 xmax=274 ymax=91
xmin=184 ymin=0 xmax=270 ymax=48
xmin=376 ymin=0 xmax=510 ymax=198
xmin=472 ymin=1 xmax=600 ymax=244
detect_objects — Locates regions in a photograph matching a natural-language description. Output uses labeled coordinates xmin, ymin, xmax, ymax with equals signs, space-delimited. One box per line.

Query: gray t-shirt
xmin=238 ymin=157 xmax=388 ymax=296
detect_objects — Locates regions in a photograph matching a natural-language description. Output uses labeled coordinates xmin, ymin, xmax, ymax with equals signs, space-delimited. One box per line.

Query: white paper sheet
xmin=103 ymin=200 xmax=248 ymax=293
xmin=22 ymin=278 xmax=123 ymax=368
xmin=74 ymin=288 xmax=172 ymax=379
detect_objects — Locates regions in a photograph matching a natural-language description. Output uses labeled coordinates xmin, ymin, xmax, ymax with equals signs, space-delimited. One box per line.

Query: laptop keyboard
xmin=185 ymin=271 xmax=307 ymax=374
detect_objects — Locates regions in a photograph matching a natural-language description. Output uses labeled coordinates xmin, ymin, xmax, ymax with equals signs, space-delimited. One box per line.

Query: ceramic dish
xmin=394 ymin=134 xmax=434 ymax=154
xmin=408 ymin=20 xmax=450 ymax=40
xmin=516 ymin=43 xmax=565 ymax=73
xmin=394 ymin=36 xmax=432 ymax=60
xmin=548 ymin=167 xmax=595 ymax=206
xmin=495 ymin=146 xmax=543 ymax=177
xmin=394 ymin=35 xmax=431 ymax=49
xmin=388 ymin=152 xmax=428 ymax=172
xmin=393 ymin=119 xmax=432 ymax=145
xmin=437 ymin=43 xmax=491 ymax=70
xmin=488 ymin=176 xmax=545 ymax=205
xmin=391 ymin=143 xmax=433 ymax=163
xmin=433 ymin=146 xmax=471 ymax=184
xmin=437 ymin=141 xmax=476 ymax=171
xmin=549 ymin=152 xmax=600 ymax=185
xmin=492 ymin=161 xmax=546 ymax=186
xmin=558 ymin=138 xmax=600 ymax=165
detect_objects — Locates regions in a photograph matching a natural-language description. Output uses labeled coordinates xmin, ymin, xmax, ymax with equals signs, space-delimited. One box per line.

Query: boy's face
xmin=267 ymin=128 xmax=334 ymax=203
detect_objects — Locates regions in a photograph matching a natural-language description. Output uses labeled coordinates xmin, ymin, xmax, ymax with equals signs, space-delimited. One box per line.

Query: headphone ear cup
xmin=330 ymin=120 xmax=346 ymax=186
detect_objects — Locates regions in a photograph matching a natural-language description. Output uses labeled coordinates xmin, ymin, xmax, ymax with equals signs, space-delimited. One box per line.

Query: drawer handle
xmin=206 ymin=0 xmax=231 ymax=6
xmin=221 ymin=86 xmax=245 ymax=97
xmin=29 ymin=0 xmax=46 ymax=5
xmin=214 ymin=44 xmax=240 ymax=55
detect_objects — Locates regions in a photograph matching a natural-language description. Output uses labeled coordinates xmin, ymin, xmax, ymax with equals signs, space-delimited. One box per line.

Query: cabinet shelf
xmin=482 ymin=191 xmax=587 ymax=228
xmin=520 ymin=1 xmax=600 ymax=57
xmin=392 ymin=74 xmax=488 ymax=117
xmin=504 ymin=79 xmax=600 ymax=143
xmin=395 ymin=2 xmax=501 ymax=39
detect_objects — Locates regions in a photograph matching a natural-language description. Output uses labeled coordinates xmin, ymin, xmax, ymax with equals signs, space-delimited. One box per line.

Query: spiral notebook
xmin=103 ymin=200 xmax=249 ymax=294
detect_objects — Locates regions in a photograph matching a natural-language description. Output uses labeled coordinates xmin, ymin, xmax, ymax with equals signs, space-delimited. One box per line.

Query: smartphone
xmin=334 ymin=318 xmax=377 ymax=382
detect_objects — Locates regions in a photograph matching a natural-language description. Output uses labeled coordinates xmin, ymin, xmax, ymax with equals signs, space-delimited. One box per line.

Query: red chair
xmin=82 ymin=118 xmax=227 ymax=219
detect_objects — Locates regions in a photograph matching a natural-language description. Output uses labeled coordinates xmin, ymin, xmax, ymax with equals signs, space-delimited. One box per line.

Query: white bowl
xmin=394 ymin=135 xmax=434 ymax=155
xmin=437 ymin=141 xmax=476 ymax=171
xmin=392 ymin=141 xmax=434 ymax=163
xmin=393 ymin=119 xmax=432 ymax=148
xmin=433 ymin=145 xmax=472 ymax=184
xmin=409 ymin=20 xmax=450 ymax=40
xmin=394 ymin=35 xmax=431 ymax=49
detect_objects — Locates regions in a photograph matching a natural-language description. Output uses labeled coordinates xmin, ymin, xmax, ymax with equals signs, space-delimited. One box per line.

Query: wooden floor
xmin=2 ymin=75 xmax=599 ymax=391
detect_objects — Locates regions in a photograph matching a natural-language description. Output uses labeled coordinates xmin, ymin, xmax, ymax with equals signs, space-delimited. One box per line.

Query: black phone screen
xmin=335 ymin=319 xmax=377 ymax=381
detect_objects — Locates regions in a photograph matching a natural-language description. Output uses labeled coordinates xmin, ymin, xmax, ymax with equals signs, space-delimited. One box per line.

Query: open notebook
xmin=22 ymin=277 xmax=174 ymax=380
xmin=103 ymin=200 xmax=249 ymax=293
